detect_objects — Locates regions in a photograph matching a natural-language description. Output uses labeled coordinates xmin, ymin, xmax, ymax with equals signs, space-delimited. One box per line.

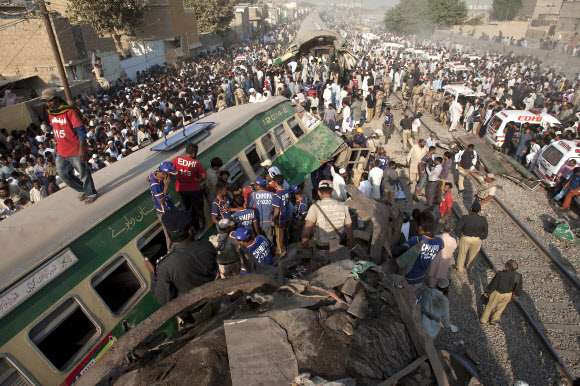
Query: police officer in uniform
xmin=145 ymin=210 xmax=217 ymax=309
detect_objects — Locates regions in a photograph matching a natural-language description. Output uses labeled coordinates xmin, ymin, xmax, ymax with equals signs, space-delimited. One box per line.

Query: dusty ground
xmin=356 ymin=96 xmax=576 ymax=385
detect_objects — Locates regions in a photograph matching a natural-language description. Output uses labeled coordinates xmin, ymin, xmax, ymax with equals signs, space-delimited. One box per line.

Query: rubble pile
xmin=81 ymin=187 xmax=478 ymax=386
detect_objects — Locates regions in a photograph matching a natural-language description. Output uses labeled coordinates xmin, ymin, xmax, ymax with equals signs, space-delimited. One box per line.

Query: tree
xmin=384 ymin=0 xmax=467 ymax=33
xmin=492 ymin=0 xmax=523 ymax=21
xmin=429 ymin=0 xmax=468 ymax=27
xmin=67 ymin=0 xmax=150 ymax=54
xmin=185 ymin=0 xmax=235 ymax=35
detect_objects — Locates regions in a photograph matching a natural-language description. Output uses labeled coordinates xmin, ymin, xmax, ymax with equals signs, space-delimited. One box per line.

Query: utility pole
xmin=38 ymin=0 xmax=73 ymax=104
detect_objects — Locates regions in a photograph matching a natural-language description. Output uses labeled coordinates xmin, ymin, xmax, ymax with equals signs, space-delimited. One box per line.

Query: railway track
xmin=387 ymin=90 xmax=580 ymax=382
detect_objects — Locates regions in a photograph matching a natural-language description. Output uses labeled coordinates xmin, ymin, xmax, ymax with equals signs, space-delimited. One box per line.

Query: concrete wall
xmin=556 ymin=2 xmax=580 ymax=35
xmin=532 ymin=0 xmax=563 ymax=19
xmin=0 ymin=19 xmax=62 ymax=83
xmin=120 ymin=40 xmax=166 ymax=80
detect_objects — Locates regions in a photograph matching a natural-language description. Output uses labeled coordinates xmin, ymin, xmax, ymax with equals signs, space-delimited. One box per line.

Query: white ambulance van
xmin=484 ymin=110 xmax=561 ymax=149
xmin=533 ymin=139 xmax=580 ymax=187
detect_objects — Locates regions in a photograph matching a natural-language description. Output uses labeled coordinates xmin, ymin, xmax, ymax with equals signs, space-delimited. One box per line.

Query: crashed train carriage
xmin=0 ymin=97 xmax=344 ymax=386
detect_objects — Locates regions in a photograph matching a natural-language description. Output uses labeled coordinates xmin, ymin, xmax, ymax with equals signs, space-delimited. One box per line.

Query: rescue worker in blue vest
xmin=392 ymin=211 xmax=444 ymax=286
xmin=149 ymin=161 xmax=177 ymax=250
xmin=247 ymin=177 xmax=274 ymax=243
xmin=231 ymin=194 xmax=259 ymax=236
xmin=232 ymin=227 xmax=275 ymax=265
xmin=211 ymin=181 xmax=233 ymax=231
xmin=271 ymin=174 xmax=291 ymax=255
xmin=289 ymin=185 xmax=309 ymax=243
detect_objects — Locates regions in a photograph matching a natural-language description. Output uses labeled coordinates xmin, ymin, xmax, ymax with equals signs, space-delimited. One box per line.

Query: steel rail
xmin=387 ymin=90 xmax=576 ymax=382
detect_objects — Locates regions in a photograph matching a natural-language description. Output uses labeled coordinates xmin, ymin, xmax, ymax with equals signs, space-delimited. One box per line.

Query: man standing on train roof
xmin=173 ymin=143 xmax=206 ymax=232
xmin=41 ymin=88 xmax=98 ymax=203
xmin=146 ymin=209 xmax=217 ymax=312
xmin=149 ymin=161 xmax=178 ymax=250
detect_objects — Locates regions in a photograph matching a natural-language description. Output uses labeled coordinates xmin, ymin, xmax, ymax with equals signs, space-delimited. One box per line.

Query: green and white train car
xmin=0 ymin=97 xmax=343 ymax=385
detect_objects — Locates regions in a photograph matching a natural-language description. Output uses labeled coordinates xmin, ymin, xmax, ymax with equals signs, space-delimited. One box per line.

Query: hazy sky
xmin=318 ymin=0 xmax=492 ymax=9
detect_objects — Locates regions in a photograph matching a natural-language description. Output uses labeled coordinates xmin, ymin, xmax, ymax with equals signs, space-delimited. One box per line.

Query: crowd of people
xmin=4 ymin=11 xmax=577 ymax=333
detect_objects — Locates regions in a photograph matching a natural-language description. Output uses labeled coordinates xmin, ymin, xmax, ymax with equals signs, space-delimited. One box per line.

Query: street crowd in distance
xmin=1 ymin=10 xmax=579 ymax=337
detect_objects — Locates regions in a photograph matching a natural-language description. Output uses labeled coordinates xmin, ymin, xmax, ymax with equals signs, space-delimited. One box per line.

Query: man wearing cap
xmin=400 ymin=112 xmax=413 ymax=151
xmin=41 ymin=88 xmax=98 ymax=203
xmin=301 ymin=180 xmax=354 ymax=267
xmin=173 ymin=143 xmax=206 ymax=232
xmin=146 ymin=209 xmax=217 ymax=310
xmin=417 ymin=277 xmax=451 ymax=339
xmin=329 ymin=164 xmax=348 ymax=201
xmin=232 ymin=227 xmax=275 ymax=265
xmin=260 ymin=159 xmax=282 ymax=179
xmin=247 ymin=177 xmax=274 ymax=242
xmin=455 ymin=201 xmax=488 ymax=272
xmin=467 ymin=170 xmax=496 ymax=213
xmin=209 ymin=219 xmax=244 ymax=279
xmin=149 ymin=161 xmax=178 ymax=249
xmin=249 ymin=88 xmax=263 ymax=103
xmin=351 ymin=126 xmax=367 ymax=148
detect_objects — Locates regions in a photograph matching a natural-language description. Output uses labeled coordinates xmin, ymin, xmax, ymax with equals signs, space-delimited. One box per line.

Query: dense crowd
xmin=2 ymin=11 xmax=579 ymax=337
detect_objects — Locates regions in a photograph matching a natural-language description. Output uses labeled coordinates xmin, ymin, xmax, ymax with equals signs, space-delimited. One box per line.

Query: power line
xmin=0 ymin=20 xmax=43 ymax=74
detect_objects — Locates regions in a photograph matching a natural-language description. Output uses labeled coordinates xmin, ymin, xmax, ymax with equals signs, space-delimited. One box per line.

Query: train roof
xmin=0 ymin=97 xmax=289 ymax=292
xmin=295 ymin=13 xmax=345 ymax=50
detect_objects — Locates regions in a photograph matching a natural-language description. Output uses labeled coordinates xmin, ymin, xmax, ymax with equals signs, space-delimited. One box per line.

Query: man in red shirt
xmin=41 ymin=88 xmax=98 ymax=203
xmin=172 ymin=143 xmax=206 ymax=231
xmin=438 ymin=182 xmax=453 ymax=225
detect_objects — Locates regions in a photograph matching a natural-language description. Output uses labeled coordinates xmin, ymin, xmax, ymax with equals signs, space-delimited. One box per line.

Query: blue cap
xmin=232 ymin=227 xmax=251 ymax=241
xmin=471 ymin=201 xmax=482 ymax=211
xmin=159 ymin=161 xmax=177 ymax=175
xmin=289 ymin=185 xmax=299 ymax=194
xmin=253 ymin=176 xmax=267 ymax=185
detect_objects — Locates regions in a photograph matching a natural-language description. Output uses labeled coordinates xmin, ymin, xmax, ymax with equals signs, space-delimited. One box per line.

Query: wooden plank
xmin=224 ymin=317 xmax=299 ymax=386
xmin=377 ymin=354 xmax=428 ymax=386
xmin=387 ymin=281 xmax=450 ymax=386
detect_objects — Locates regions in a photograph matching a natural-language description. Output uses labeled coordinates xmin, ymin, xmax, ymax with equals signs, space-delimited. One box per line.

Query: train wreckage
xmin=79 ymin=187 xmax=482 ymax=386
xmin=273 ymin=13 xmax=358 ymax=73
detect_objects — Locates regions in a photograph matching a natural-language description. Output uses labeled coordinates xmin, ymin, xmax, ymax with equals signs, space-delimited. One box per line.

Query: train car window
xmin=91 ymin=256 xmax=146 ymax=316
xmin=28 ymin=297 xmax=101 ymax=372
xmin=261 ymin=133 xmax=277 ymax=159
xmin=245 ymin=144 xmax=263 ymax=173
xmin=0 ymin=356 xmax=36 ymax=385
xmin=225 ymin=158 xmax=249 ymax=187
xmin=274 ymin=125 xmax=293 ymax=151
xmin=137 ymin=222 xmax=168 ymax=265
xmin=287 ymin=117 xmax=304 ymax=138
